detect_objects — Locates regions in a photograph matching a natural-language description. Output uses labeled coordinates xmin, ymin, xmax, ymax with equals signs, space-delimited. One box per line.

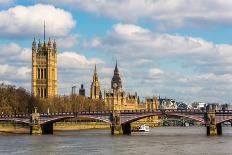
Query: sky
xmin=1 ymin=0 xmax=232 ymax=103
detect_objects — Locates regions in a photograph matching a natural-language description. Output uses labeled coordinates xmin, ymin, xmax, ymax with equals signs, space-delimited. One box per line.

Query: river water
xmin=0 ymin=127 xmax=231 ymax=155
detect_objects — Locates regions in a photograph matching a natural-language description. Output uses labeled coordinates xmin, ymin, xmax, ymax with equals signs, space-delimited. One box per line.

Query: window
xmin=41 ymin=69 xmax=44 ymax=79
xmin=37 ymin=68 xmax=40 ymax=79
xmin=44 ymin=68 xmax=47 ymax=79
xmin=41 ymin=88 xmax=44 ymax=98
xmin=44 ymin=88 xmax=47 ymax=98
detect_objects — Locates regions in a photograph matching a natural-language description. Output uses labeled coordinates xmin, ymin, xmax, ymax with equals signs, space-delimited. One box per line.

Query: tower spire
xmin=114 ymin=60 xmax=119 ymax=74
xmin=94 ymin=64 xmax=97 ymax=74
xmin=44 ymin=20 xmax=46 ymax=42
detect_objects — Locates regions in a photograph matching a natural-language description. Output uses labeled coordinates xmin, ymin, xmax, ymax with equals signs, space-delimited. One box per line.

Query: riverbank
xmin=0 ymin=123 xmax=29 ymax=134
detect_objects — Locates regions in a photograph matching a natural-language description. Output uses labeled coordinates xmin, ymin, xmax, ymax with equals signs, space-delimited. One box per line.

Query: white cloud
xmin=113 ymin=23 xmax=149 ymax=36
xmin=86 ymin=23 xmax=232 ymax=74
xmin=0 ymin=43 xmax=21 ymax=56
xmin=84 ymin=37 xmax=101 ymax=49
xmin=0 ymin=4 xmax=75 ymax=38
xmin=46 ymin=0 xmax=232 ymax=28
xmin=57 ymin=34 xmax=79 ymax=48
xmin=0 ymin=64 xmax=30 ymax=80
xmin=0 ymin=43 xmax=31 ymax=65
xmin=149 ymin=68 xmax=164 ymax=76
xmin=58 ymin=52 xmax=104 ymax=69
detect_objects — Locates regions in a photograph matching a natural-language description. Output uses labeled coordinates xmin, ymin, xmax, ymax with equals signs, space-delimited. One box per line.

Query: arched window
xmin=41 ymin=68 xmax=44 ymax=79
xmin=41 ymin=88 xmax=44 ymax=98
xmin=37 ymin=68 xmax=40 ymax=79
xmin=44 ymin=68 xmax=47 ymax=79
xmin=44 ymin=88 xmax=47 ymax=98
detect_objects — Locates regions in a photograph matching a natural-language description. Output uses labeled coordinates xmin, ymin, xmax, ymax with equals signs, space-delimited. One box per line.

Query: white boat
xmin=139 ymin=124 xmax=149 ymax=132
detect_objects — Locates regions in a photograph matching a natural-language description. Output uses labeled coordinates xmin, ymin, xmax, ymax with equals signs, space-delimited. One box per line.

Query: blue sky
xmin=1 ymin=0 xmax=232 ymax=103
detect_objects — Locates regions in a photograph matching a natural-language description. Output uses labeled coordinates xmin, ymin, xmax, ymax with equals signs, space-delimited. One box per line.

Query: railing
xmin=1 ymin=109 xmax=232 ymax=118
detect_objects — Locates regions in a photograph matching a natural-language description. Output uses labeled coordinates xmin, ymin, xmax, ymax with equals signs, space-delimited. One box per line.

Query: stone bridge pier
xmin=30 ymin=108 xmax=53 ymax=135
xmin=111 ymin=111 xmax=131 ymax=135
xmin=206 ymin=105 xmax=222 ymax=136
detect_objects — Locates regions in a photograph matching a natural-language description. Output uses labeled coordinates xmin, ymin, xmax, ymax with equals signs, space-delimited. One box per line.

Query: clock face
xmin=113 ymin=82 xmax=118 ymax=88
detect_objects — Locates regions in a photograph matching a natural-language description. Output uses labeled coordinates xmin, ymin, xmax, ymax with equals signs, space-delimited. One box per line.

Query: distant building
xmin=31 ymin=24 xmax=57 ymax=98
xmin=206 ymin=103 xmax=220 ymax=111
xmin=191 ymin=102 xmax=206 ymax=110
xmin=221 ymin=104 xmax=232 ymax=110
xmin=90 ymin=65 xmax=101 ymax=99
xmin=71 ymin=86 xmax=77 ymax=95
xmin=146 ymin=97 xmax=159 ymax=110
xmin=79 ymin=84 xmax=85 ymax=96
xmin=159 ymin=98 xmax=177 ymax=109
xmin=176 ymin=102 xmax=188 ymax=110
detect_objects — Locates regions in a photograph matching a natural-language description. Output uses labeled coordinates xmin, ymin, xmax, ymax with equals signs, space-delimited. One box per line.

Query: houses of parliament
xmin=31 ymin=25 xmax=158 ymax=114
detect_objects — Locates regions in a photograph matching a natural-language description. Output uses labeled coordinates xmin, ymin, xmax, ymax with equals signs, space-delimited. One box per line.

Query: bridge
xmin=0 ymin=107 xmax=232 ymax=136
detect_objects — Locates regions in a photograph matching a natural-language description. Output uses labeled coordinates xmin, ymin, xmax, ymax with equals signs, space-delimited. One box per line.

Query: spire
xmin=48 ymin=37 xmax=51 ymax=47
xmin=94 ymin=64 xmax=97 ymax=74
xmin=38 ymin=39 xmax=42 ymax=48
xmin=43 ymin=20 xmax=46 ymax=42
xmin=114 ymin=60 xmax=119 ymax=75
xmin=53 ymin=39 xmax=56 ymax=51
xmin=93 ymin=64 xmax=98 ymax=81
xmin=32 ymin=37 xmax=36 ymax=50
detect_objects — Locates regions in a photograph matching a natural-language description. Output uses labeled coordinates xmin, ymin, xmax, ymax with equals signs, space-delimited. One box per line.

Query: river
xmin=0 ymin=127 xmax=231 ymax=155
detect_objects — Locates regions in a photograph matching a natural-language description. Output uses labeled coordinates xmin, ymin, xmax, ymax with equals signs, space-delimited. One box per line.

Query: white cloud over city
xmin=47 ymin=0 xmax=232 ymax=28
xmin=0 ymin=4 xmax=75 ymax=38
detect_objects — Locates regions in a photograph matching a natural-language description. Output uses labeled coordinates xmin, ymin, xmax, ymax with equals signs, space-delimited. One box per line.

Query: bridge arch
xmin=121 ymin=113 xmax=206 ymax=125
xmin=40 ymin=115 xmax=111 ymax=125
xmin=216 ymin=117 xmax=232 ymax=124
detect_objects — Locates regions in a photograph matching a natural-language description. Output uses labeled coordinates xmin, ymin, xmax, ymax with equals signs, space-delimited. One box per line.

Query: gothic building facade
xmin=89 ymin=62 xmax=161 ymax=125
xmin=31 ymin=27 xmax=57 ymax=98
xmin=104 ymin=62 xmax=148 ymax=111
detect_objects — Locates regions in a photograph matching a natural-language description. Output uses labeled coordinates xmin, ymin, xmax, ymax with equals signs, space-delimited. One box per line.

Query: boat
xmin=138 ymin=124 xmax=149 ymax=132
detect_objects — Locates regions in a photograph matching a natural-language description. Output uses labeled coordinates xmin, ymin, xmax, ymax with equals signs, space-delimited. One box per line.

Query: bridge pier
xmin=111 ymin=125 xmax=123 ymax=135
xmin=111 ymin=111 xmax=132 ymax=135
xmin=111 ymin=123 xmax=131 ymax=135
xmin=30 ymin=108 xmax=42 ymax=135
xmin=206 ymin=105 xmax=221 ymax=136
xmin=30 ymin=108 xmax=53 ymax=135
xmin=111 ymin=111 xmax=123 ymax=135
xmin=30 ymin=124 xmax=42 ymax=135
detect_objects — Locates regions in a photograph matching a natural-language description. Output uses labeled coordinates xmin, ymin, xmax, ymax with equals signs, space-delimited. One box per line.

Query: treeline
xmin=0 ymin=83 xmax=106 ymax=114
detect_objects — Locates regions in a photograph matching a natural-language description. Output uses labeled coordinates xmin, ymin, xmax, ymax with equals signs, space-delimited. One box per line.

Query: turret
xmin=48 ymin=37 xmax=52 ymax=48
xmin=32 ymin=37 xmax=36 ymax=52
xmin=38 ymin=39 xmax=42 ymax=51
xmin=53 ymin=39 xmax=57 ymax=52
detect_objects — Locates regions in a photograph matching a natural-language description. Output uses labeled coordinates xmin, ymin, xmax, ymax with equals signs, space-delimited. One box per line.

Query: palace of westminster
xmin=31 ymin=27 xmax=159 ymax=114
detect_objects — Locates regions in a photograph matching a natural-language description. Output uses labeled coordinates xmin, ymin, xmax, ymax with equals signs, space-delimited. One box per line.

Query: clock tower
xmin=111 ymin=61 xmax=122 ymax=90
